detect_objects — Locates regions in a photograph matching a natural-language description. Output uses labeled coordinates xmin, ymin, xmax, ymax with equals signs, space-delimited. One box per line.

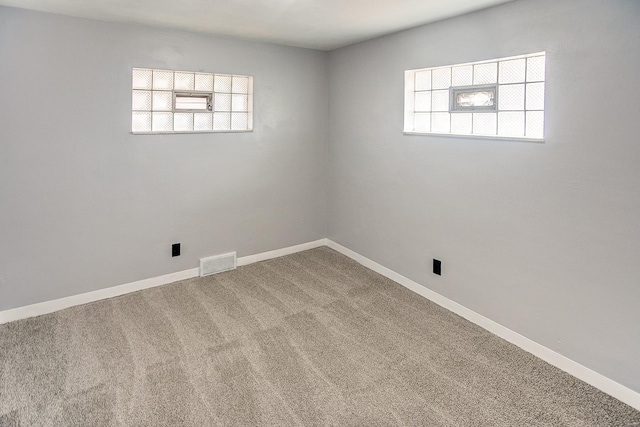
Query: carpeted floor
xmin=1 ymin=247 xmax=639 ymax=426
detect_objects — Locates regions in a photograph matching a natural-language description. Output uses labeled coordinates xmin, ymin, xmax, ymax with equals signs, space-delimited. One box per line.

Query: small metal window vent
xmin=174 ymin=92 xmax=212 ymax=112
xmin=450 ymin=84 xmax=497 ymax=112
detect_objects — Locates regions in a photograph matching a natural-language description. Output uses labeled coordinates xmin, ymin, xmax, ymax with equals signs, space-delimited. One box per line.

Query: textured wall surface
xmin=327 ymin=0 xmax=640 ymax=392
xmin=0 ymin=6 xmax=328 ymax=310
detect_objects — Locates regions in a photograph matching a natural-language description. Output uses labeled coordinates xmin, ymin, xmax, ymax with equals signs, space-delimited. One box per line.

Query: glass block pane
xmin=473 ymin=113 xmax=497 ymax=135
xmin=194 ymin=73 xmax=214 ymax=91
xmin=132 ymin=112 xmax=151 ymax=132
xmin=194 ymin=113 xmax=213 ymax=131
xmin=174 ymin=72 xmax=195 ymax=90
xmin=232 ymin=94 xmax=248 ymax=112
xmin=498 ymin=84 xmax=525 ymax=111
xmin=526 ymin=111 xmax=544 ymax=138
xmin=152 ymin=112 xmax=173 ymax=132
xmin=498 ymin=112 xmax=525 ymax=137
xmin=214 ymin=93 xmax=232 ymax=111
xmin=152 ymin=70 xmax=174 ymax=90
xmin=415 ymin=70 xmax=431 ymax=91
xmin=431 ymin=90 xmax=449 ymax=112
xmin=526 ymin=82 xmax=545 ymax=110
xmin=432 ymin=112 xmax=451 ymax=133
xmin=231 ymin=112 xmax=248 ymax=130
xmin=152 ymin=91 xmax=173 ymax=111
xmin=414 ymin=113 xmax=430 ymax=132
xmin=132 ymin=90 xmax=151 ymax=111
xmin=527 ymin=55 xmax=546 ymax=82
xmin=432 ymin=68 xmax=451 ymax=89
xmin=474 ymin=62 xmax=497 ymax=84
xmin=173 ymin=112 xmax=194 ymax=132
xmin=452 ymin=65 xmax=473 ymax=86
xmin=132 ymin=68 xmax=152 ymax=90
xmin=213 ymin=112 xmax=231 ymax=130
xmin=232 ymin=76 xmax=249 ymax=94
xmin=414 ymin=91 xmax=431 ymax=112
xmin=499 ymin=58 xmax=526 ymax=84
xmin=214 ymin=75 xmax=232 ymax=93
xmin=451 ymin=113 xmax=472 ymax=134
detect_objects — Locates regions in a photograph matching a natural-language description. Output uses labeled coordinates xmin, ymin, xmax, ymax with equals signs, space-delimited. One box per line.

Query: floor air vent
xmin=200 ymin=252 xmax=237 ymax=277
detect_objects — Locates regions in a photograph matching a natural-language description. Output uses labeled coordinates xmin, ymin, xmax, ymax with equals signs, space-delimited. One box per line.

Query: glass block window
xmin=404 ymin=52 xmax=545 ymax=140
xmin=132 ymin=68 xmax=253 ymax=133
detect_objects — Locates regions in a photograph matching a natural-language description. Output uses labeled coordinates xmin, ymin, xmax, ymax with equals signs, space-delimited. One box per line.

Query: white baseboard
xmin=0 ymin=267 xmax=200 ymax=325
xmin=0 ymin=238 xmax=327 ymax=325
xmin=326 ymin=239 xmax=640 ymax=411
xmin=237 ymin=238 xmax=327 ymax=266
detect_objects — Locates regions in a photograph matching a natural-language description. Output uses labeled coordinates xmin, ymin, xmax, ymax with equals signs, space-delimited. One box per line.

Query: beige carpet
xmin=1 ymin=247 xmax=639 ymax=426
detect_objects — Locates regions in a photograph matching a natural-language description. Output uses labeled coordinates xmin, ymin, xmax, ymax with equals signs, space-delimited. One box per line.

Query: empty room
xmin=1 ymin=0 xmax=639 ymax=425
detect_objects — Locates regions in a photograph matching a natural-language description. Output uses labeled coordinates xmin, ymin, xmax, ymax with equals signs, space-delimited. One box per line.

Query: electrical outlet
xmin=433 ymin=259 xmax=441 ymax=275
xmin=172 ymin=243 xmax=181 ymax=257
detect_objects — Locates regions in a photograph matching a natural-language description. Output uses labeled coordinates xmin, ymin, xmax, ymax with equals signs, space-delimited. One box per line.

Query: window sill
xmin=403 ymin=131 xmax=544 ymax=143
xmin=131 ymin=130 xmax=253 ymax=135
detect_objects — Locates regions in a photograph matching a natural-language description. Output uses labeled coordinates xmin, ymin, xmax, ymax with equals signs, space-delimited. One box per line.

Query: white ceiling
xmin=0 ymin=0 xmax=515 ymax=50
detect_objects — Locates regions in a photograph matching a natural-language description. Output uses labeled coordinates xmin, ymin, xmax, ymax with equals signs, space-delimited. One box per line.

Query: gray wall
xmin=0 ymin=7 xmax=328 ymax=310
xmin=327 ymin=0 xmax=640 ymax=392
xmin=2 ymin=0 xmax=639 ymax=395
